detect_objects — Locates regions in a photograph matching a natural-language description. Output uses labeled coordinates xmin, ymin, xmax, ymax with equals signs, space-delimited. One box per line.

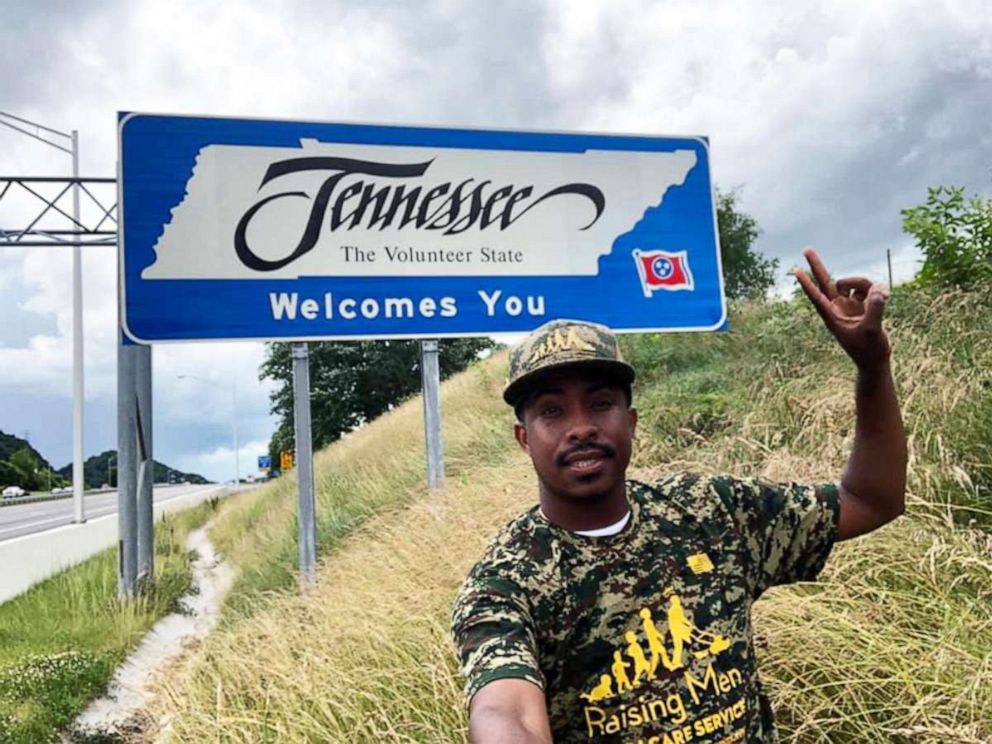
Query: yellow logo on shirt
xmin=580 ymin=592 xmax=731 ymax=705
xmin=579 ymin=591 xmax=741 ymax=740
xmin=686 ymin=552 xmax=714 ymax=574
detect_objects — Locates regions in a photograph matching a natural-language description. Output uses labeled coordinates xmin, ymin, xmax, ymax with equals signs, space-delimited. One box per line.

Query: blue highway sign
xmin=119 ymin=113 xmax=725 ymax=342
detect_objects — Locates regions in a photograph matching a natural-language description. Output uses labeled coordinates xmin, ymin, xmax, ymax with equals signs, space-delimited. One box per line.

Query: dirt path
xmin=68 ymin=519 xmax=235 ymax=741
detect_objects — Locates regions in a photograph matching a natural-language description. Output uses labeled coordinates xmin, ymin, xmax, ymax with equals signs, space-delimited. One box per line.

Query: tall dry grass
xmin=203 ymin=354 xmax=514 ymax=622
xmin=156 ymin=287 xmax=991 ymax=743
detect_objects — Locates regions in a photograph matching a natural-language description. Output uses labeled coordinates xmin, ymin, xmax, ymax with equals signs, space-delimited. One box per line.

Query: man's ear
xmin=628 ymin=407 xmax=638 ymax=435
xmin=513 ymin=421 xmax=530 ymax=453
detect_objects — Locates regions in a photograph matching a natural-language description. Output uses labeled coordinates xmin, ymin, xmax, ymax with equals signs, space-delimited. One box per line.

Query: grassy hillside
xmin=156 ymin=285 xmax=991 ymax=743
xmin=0 ymin=500 xmax=220 ymax=742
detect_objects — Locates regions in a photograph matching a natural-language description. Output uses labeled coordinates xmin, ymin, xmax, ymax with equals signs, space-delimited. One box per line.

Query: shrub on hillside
xmin=716 ymin=188 xmax=779 ymax=300
xmin=902 ymin=185 xmax=992 ymax=289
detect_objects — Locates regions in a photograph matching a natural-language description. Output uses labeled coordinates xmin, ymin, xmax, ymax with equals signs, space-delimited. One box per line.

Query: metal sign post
xmin=292 ymin=343 xmax=317 ymax=588
xmin=117 ymin=338 xmax=138 ymax=598
xmin=136 ymin=344 xmax=154 ymax=583
xmin=420 ymin=340 xmax=444 ymax=489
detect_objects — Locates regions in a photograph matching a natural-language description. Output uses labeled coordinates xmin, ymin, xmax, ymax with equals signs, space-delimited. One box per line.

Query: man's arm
xmin=452 ymin=566 xmax=550 ymax=744
xmin=795 ymin=248 xmax=907 ymax=541
xmin=837 ymin=359 xmax=907 ymax=539
xmin=469 ymin=679 xmax=553 ymax=744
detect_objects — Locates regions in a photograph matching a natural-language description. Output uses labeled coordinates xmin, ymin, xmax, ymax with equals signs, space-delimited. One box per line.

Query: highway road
xmin=0 ymin=484 xmax=225 ymax=543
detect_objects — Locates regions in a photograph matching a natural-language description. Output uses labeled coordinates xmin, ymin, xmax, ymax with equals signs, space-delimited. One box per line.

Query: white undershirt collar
xmin=541 ymin=508 xmax=632 ymax=537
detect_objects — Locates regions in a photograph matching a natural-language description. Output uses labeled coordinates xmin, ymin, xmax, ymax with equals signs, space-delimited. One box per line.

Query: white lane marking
xmin=0 ymin=515 xmax=77 ymax=537
xmin=0 ymin=506 xmax=118 ymax=536
xmin=0 ymin=487 xmax=224 ymax=541
xmin=0 ymin=500 xmax=117 ymax=531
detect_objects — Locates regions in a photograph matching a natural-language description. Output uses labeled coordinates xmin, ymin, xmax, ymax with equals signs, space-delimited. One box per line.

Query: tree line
xmin=0 ymin=431 xmax=64 ymax=492
xmin=0 ymin=431 xmax=208 ymax=492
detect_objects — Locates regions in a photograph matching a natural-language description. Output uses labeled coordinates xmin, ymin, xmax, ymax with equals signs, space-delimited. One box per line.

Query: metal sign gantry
xmin=0 ymin=172 xmax=153 ymax=598
xmin=0 ymin=175 xmax=117 ymax=247
xmin=0 ymin=172 xmax=117 ymax=524
xmin=2 ymin=110 xmax=108 ymax=522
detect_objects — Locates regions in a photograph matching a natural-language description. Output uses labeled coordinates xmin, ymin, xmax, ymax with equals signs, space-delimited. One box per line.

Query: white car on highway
xmin=2 ymin=486 xmax=28 ymax=499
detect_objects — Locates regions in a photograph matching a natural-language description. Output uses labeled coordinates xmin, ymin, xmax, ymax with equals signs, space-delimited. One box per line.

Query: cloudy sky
xmin=1 ymin=0 xmax=990 ymax=482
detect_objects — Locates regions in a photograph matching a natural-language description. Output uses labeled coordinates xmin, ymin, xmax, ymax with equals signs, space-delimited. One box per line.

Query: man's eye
xmin=592 ymin=398 xmax=614 ymax=410
xmin=540 ymin=405 xmax=562 ymax=418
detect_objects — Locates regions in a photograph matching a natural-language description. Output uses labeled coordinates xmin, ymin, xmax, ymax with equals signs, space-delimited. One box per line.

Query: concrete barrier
xmin=0 ymin=488 xmax=112 ymax=509
xmin=0 ymin=486 xmax=230 ymax=604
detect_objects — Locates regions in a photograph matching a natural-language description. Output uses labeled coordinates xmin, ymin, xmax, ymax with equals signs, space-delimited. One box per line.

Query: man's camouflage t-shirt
xmin=451 ymin=472 xmax=840 ymax=744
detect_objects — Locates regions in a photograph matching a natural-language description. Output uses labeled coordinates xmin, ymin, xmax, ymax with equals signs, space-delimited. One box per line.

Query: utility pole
xmin=70 ymin=129 xmax=85 ymax=523
xmin=232 ymin=382 xmax=240 ymax=488
xmin=887 ymin=248 xmax=893 ymax=288
xmin=0 ymin=112 xmax=86 ymax=522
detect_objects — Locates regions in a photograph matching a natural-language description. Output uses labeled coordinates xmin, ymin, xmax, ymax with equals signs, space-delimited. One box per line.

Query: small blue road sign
xmin=119 ymin=113 xmax=725 ymax=342
xmin=257 ymin=455 xmax=272 ymax=470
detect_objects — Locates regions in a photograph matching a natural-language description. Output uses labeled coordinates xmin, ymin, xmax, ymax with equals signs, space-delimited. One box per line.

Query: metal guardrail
xmin=1 ymin=495 xmax=68 ymax=508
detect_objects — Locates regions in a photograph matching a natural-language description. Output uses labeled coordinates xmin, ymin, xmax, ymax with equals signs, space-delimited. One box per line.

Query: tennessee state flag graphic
xmin=632 ymin=249 xmax=695 ymax=297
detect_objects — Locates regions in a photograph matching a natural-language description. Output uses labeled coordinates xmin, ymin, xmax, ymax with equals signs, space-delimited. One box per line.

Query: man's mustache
xmin=556 ymin=443 xmax=616 ymax=467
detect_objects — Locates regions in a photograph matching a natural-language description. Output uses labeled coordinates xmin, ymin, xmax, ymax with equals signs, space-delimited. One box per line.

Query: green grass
xmin=0 ymin=499 xmax=220 ymax=743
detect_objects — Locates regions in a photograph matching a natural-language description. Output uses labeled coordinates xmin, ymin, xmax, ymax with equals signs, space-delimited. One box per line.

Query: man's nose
xmin=566 ymin=408 xmax=598 ymax=441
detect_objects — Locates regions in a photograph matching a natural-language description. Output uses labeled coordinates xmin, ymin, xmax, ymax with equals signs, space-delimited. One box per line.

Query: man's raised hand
xmin=794 ymin=247 xmax=891 ymax=370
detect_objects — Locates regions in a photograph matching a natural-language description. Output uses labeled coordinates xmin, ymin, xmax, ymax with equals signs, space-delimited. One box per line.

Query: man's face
xmin=513 ymin=367 xmax=637 ymax=503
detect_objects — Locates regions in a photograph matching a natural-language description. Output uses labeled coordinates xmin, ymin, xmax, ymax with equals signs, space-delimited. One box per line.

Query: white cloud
xmin=542 ymin=0 xmax=992 ymax=278
xmin=172 ymin=437 xmax=272 ymax=484
xmin=1 ymin=0 xmax=990 ymax=480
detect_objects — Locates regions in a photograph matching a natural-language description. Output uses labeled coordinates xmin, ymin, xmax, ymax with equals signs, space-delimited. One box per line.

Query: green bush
xmin=902 ymin=186 xmax=992 ymax=289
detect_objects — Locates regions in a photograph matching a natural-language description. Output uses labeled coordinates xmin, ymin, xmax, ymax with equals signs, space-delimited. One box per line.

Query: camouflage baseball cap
xmin=503 ymin=319 xmax=635 ymax=406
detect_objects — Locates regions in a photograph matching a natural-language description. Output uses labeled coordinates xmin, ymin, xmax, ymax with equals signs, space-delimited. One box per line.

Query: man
xmin=451 ymin=249 xmax=907 ymax=743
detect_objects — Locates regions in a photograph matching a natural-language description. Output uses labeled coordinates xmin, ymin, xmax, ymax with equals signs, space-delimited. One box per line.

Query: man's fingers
xmin=802 ymin=247 xmax=837 ymax=299
xmin=795 ymin=268 xmax=835 ymax=324
xmin=835 ymin=277 xmax=872 ymax=300
xmin=864 ymin=284 xmax=889 ymax=326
